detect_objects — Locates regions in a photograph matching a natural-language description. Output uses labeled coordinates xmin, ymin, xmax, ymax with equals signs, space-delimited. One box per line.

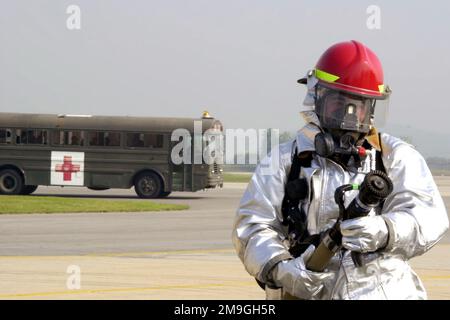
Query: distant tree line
xmin=223 ymin=132 xmax=450 ymax=175
xmin=426 ymin=157 xmax=450 ymax=172
xmin=223 ymin=130 xmax=296 ymax=172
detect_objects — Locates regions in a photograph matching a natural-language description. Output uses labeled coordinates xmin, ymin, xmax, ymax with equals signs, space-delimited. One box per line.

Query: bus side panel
xmin=84 ymin=150 xmax=170 ymax=190
xmin=170 ymin=164 xmax=212 ymax=192
xmin=0 ymin=147 xmax=52 ymax=186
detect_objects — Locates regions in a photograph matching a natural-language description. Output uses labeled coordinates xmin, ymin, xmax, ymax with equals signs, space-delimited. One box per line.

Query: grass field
xmin=0 ymin=195 xmax=189 ymax=214
xmin=223 ymin=173 xmax=252 ymax=183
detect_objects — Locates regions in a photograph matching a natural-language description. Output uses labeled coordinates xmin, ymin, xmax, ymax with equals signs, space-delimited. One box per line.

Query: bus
xmin=0 ymin=111 xmax=223 ymax=198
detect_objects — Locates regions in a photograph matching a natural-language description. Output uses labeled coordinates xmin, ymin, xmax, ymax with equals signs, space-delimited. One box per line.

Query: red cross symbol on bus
xmin=55 ymin=156 xmax=81 ymax=181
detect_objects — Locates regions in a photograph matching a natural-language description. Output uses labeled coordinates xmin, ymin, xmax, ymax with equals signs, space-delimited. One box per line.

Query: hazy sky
xmin=1 ymin=1 xmax=449 ymax=156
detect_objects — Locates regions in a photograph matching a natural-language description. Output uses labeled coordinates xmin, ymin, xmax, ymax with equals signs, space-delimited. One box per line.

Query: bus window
xmin=16 ymin=129 xmax=48 ymax=145
xmin=88 ymin=131 xmax=121 ymax=147
xmin=127 ymin=133 xmax=145 ymax=147
xmin=126 ymin=133 xmax=164 ymax=148
xmin=52 ymin=130 xmax=85 ymax=146
xmin=147 ymin=134 xmax=164 ymax=148
xmin=0 ymin=129 xmax=12 ymax=144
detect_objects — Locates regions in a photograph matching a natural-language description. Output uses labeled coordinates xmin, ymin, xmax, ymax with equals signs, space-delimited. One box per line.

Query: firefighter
xmin=232 ymin=40 xmax=449 ymax=299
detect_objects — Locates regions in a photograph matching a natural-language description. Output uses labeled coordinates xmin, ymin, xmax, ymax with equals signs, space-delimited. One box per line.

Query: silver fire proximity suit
xmin=232 ymin=112 xmax=449 ymax=300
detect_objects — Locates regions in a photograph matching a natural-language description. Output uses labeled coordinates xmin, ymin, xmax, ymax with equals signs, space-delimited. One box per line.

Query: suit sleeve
xmin=381 ymin=144 xmax=449 ymax=259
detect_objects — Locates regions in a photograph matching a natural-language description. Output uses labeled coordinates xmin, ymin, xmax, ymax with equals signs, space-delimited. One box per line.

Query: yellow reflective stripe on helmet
xmin=315 ymin=69 xmax=340 ymax=83
xmin=378 ymin=84 xmax=385 ymax=93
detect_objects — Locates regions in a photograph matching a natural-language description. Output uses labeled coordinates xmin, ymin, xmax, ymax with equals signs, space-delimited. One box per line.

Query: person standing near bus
xmin=232 ymin=40 xmax=449 ymax=299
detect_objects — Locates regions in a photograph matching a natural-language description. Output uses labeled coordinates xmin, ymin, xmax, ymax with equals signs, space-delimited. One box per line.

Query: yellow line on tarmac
xmin=420 ymin=276 xmax=450 ymax=280
xmin=0 ymin=281 xmax=256 ymax=299
xmin=0 ymin=255 xmax=77 ymax=260
xmin=86 ymin=248 xmax=236 ymax=257
xmin=0 ymin=248 xmax=236 ymax=260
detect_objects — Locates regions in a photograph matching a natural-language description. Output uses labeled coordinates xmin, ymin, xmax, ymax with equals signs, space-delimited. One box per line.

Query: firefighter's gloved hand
xmin=271 ymin=245 xmax=335 ymax=300
xmin=340 ymin=215 xmax=389 ymax=253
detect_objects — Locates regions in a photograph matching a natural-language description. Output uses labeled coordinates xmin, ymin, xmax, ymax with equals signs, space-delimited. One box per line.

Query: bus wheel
xmin=0 ymin=169 xmax=24 ymax=195
xmin=22 ymin=185 xmax=38 ymax=195
xmin=134 ymin=172 xmax=162 ymax=199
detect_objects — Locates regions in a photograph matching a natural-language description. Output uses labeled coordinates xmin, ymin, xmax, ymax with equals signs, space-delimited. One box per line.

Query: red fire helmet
xmin=299 ymin=40 xmax=390 ymax=99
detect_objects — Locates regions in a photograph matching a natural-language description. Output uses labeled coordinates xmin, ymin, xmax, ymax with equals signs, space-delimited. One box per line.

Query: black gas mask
xmin=314 ymin=86 xmax=376 ymax=160
xmin=314 ymin=130 xmax=367 ymax=158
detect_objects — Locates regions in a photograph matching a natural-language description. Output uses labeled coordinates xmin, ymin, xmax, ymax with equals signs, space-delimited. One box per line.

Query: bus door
xmin=170 ymin=138 xmax=193 ymax=192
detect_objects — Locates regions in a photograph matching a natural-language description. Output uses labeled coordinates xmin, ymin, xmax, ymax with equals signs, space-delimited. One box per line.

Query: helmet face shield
xmin=315 ymin=86 xmax=389 ymax=133
xmin=372 ymin=97 xmax=389 ymax=129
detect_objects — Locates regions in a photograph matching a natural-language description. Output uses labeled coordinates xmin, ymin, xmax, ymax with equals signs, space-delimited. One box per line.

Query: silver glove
xmin=340 ymin=215 xmax=389 ymax=253
xmin=271 ymin=245 xmax=336 ymax=300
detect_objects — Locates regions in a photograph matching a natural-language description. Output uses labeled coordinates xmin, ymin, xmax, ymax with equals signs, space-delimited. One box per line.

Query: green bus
xmin=0 ymin=112 xmax=223 ymax=198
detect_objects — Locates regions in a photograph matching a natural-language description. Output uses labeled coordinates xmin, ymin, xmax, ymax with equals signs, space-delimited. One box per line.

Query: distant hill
xmin=382 ymin=123 xmax=450 ymax=158
xmin=222 ymin=124 xmax=450 ymax=173
xmin=282 ymin=123 xmax=450 ymax=158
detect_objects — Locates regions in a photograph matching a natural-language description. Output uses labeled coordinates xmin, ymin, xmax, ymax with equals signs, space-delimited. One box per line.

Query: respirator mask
xmin=313 ymin=85 xmax=387 ymax=159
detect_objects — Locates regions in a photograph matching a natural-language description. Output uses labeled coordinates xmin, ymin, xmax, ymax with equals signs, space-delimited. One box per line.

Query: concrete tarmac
xmin=0 ymin=178 xmax=449 ymax=299
xmin=0 ymin=185 xmax=243 ymax=256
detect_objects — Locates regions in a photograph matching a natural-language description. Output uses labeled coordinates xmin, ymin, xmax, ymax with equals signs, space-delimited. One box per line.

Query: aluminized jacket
xmin=232 ymin=118 xmax=449 ymax=300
